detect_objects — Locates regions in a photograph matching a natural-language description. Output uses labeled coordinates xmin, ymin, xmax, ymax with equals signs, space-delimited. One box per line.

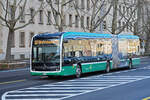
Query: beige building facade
xmin=0 ymin=0 xmax=138 ymax=60
xmin=0 ymin=0 xmax=100 ymax=60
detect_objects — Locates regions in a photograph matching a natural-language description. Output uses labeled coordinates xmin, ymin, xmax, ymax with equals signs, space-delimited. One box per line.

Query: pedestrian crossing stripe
xmin=2 ymin=75 xmax=150 ymax=100
xmin=138 ymin=66 xmax=150 ymax=69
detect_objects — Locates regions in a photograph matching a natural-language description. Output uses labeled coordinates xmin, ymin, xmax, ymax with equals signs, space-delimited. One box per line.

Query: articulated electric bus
xmin=30 ymin=32 xmax=140 ymax=77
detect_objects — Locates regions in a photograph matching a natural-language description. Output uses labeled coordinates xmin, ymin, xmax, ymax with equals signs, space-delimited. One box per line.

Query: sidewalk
xmin=0 ymin=60 xmax=29 ymax=70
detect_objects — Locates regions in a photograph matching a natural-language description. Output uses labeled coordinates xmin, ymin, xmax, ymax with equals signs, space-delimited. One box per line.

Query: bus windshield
xmin=32 ymin=38 xmax=60 ymax=67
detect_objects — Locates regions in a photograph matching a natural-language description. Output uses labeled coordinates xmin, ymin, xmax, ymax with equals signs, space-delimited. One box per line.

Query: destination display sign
xmin=34 ymin=40 xmax=59 ymax=45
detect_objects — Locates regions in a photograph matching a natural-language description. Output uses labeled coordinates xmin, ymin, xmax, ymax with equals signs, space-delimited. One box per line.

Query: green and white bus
xmin=30 ymin=32 xmax=140 ymax=77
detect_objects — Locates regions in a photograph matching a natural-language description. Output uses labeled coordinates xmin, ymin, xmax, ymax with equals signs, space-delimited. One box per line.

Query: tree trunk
xmin=59 ymin=26 xmax=63 ymax=32
xmin=144 ymin=33 xmax=150 ymax=55
xmin=112 ymin=0 xmax=118 ymax=34
xmin=89 ymin=28 xmax=94 ymax=33
xmin=5 ymin=29 xmax=14 ymax=62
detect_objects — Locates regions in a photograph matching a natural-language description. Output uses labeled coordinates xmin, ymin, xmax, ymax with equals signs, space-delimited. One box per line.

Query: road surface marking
xmin=6 ymin=90 xmax=85 ymax=93
xmin=0 ymin=79 xmax=26 ymax=85
xmin=27 ymin=86 xmax=102 ymax=89
xmin=143 ymin=97 xmax=150 ymax=100
xmin=2 ymin=75 xmax=150 ymax=100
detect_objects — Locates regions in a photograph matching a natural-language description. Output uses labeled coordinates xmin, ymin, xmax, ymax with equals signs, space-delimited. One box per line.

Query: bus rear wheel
xmin=76 ymin=65 xmax=82 ymax=78
xmin=129 ymin=59 xmax=132 ymax=69
xmin=106 ymin=61 xmax=110 ymax=73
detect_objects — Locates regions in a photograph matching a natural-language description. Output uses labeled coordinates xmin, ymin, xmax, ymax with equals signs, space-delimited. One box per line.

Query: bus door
xmin=118 ymin=38 xmax=129 ymax=67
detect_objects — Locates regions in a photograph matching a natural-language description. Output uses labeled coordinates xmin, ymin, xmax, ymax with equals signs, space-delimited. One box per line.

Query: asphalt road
xmin=0 ymin=57 xmax=150 ymax=100
xmin=0 ymin=67 xmax=73 ymax=99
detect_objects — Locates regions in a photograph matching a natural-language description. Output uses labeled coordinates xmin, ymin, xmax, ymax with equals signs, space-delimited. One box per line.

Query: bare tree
xmin=107 ymin=0 xmax=138 ymax=34
xmin=72 ymin=0 xmax=112 ymax=32
xmin=137 ymin=0 xmax=150 ymax=55
xmin=46 ymin=0 xmax=73 ymax=32
xmin=0 ymin=0 xmax=43 ymax=61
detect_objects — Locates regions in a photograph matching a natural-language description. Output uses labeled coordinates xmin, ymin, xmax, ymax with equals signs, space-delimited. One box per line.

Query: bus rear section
xmin=112 ymin=34 xmax=140 ymax=69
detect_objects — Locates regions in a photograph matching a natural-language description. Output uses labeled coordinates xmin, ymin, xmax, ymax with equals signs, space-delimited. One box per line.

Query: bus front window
xmin=32 ymin=39 xmax=60 ymax=71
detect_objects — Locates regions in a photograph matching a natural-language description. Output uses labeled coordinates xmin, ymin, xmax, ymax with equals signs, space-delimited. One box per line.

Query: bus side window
xmin=96 ymin=39 xmax=104 ymax=56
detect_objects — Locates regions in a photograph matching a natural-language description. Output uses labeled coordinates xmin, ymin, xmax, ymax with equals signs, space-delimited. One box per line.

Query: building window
xmin=69 ymin=1 xmax=73 ymax=8
xmin=81 ymin=16 xmax=84 ymax=28
xmin=10 ymin=55 xmax=14 ymax=60
xmin=20 ymin=54 xmax=25 ymax=59
xmin=63 ymin=15 xmax=66 ymax=26
xmin=119 ymin=5 xmax=121 ymax=16
xmin=130 ymin=23 xmax=133 ymax=31
xmin=69 ymin=14 xmax=72 ymax=27
xmin=19 ymin=32 xmax=25 ymax=48
xmin=118 ymin=21 xmax=121 ymax=29
xmin=54 ymin=12 xmax=59 ymax=25
xmin=19 ymin=6 xmax=25 ymax=23
xmin=130 ymin=7 xmax=132 ymax=14
xmin=122 ymin=22 xmax=125 ymax=26
xmin=47 ymin=11 xmax=51 ymax=25
xmin=103 ymin=21 xmax=106 ymax=29
xmin=75 ymin=15 xmax=79 ymax=27
xmin=29 ymin=32 xmax=34 ymax=47
xmin=127 ymin=8 xmax=129 ymax=17
xmin=122 ymin=22 xmax=125 ymax=31
xmin=55 ymin=0 xmax=59 ymax=4
xmin=81 ymin=0 xmax=85 ymax=9
xmin=75 ymin=0 xmax=79 ymax=8
xmin=39 ymin=10 xmax=43 ymax=24
xmin=127 ymin=23 xmax=129 ymax=31
xmin=133 ymin=11 xmax=136 ymax=17
xmin=30 ymin=8 xmax=34 ymax=23
xmin=87 ymin=17 xmax=90 ymax=28
xmin=87 ymin=0 xmax=90 ymax=10
xmin=9 ymin=5 xmax=14 ymax=20
xmin=123 ymin=6 xmax=125 ymax=14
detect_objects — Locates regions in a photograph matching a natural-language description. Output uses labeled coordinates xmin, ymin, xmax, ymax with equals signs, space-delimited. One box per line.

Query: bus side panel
xmin=91 ymin=62 xmax=107 ymax=72
xmin=59 ymin=66 xmax=76 ymax=76
xmin=132 ymin=58 xmax=140 ymax=66
xmin=110 ymin=61 xmax=113 ymax=69
xmin=81 ymin=64 xmax=92 ymax=73
xmin=81 ymin=62 xmax=110 ymax=73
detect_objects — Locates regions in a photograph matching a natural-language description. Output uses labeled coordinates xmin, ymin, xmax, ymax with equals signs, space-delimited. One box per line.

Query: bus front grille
xmin=32 ymin=63 xmax=60 ymax=71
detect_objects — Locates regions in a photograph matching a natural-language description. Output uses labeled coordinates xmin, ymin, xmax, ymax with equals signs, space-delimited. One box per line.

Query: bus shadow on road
xmin=38 ymin=66 xmax=137 ymax=81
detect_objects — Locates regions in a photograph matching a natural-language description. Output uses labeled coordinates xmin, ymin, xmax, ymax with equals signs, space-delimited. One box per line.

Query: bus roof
xmin=118 ymin=34 xmax=139 ymax=39
xmin=33 ymin=32 xmax=139 ymax=39
xmin=63 ymin=32 xmax=112 ymax=39
xmin=33 ymin=32 xmax=64 ymax=39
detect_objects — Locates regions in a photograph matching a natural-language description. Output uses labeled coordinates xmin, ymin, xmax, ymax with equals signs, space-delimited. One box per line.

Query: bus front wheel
xmin=76 ymin=65 xmax=82 ymax=78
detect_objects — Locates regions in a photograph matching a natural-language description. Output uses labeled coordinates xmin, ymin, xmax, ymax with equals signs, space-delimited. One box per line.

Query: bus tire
xmin=76 ymin=65 xmax=82 ymax=78
xmin=129 ymin=59 xmax=132 ymax=69
xmin=106 ymin=61 xmax=110 ymax=73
